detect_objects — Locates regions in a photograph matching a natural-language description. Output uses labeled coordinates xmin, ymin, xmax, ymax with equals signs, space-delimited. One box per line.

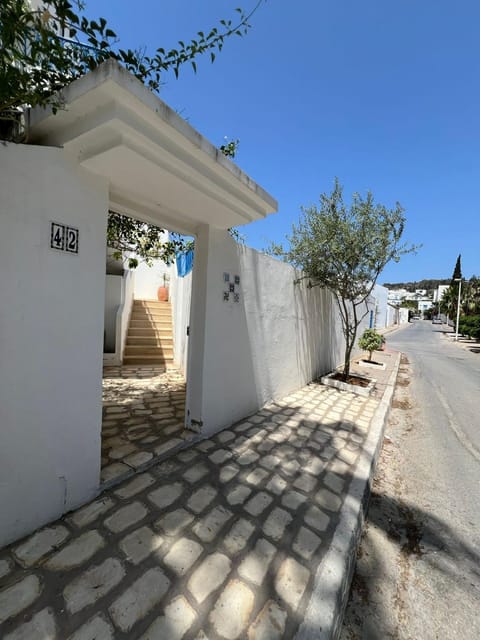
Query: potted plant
xmin=358 ymin=329 xmax=385 ymax=368
xmin=157 ymin=273 xmax=169 ymax=301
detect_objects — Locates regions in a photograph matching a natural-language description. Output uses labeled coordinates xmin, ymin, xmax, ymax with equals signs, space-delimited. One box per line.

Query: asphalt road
xmin=341 ymin=320 xmax=480 ymax=640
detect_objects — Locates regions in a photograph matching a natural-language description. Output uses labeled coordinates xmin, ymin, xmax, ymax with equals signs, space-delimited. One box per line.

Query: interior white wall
xmin=104 ymin=275 xmax=122 ymax=352
xmin=132 ymin=234 xmax=170 ymax=300
xmin=171 ymin=266 xmax=192 ymax=374
xmin=0 ymin=144 xmax=108 ymax=548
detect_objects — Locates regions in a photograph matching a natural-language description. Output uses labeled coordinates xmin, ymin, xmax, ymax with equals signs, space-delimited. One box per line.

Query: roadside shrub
xmin=459 ymin=315 xmax=480 ymax=339
xmin=358 ymin=329 xmax=384 ymax=361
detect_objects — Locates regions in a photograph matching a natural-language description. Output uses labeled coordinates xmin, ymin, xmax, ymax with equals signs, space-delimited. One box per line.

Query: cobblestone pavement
xmin=0 ymin=369 xmax=385 ymax=640
xmin=102 ymin=367 xmax=187 ymax=487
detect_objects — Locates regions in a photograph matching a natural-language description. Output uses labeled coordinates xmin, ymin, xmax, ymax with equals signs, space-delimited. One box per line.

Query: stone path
xmin=101 ymin=367 xmax=188 ymax=487
xmin=0 ymin=377 xmax=380 ymax=640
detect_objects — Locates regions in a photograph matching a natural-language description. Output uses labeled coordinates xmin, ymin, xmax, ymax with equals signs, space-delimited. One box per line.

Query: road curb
xmin=296 ymin=351 xmax=401 ymax=640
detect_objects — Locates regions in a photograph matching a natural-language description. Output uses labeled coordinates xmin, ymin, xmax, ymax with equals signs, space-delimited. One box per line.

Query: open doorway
xmin=101 ymin=212 xmax=194 ymax=487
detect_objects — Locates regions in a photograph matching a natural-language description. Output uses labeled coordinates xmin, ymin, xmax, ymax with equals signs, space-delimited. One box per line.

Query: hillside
xmin=381 ymin=278 xmax=450 ymax=292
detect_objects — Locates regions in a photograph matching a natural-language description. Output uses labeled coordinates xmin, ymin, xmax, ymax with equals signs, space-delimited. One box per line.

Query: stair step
xmin=133 ymin=301 xmax=171 ymax=309
xmin=124 ymin=345 xmax=173 ymax=355
xmin=129 ymin=318 xmax=172 ymax=327
xmin=127 ymin=337 xmax=173 ymax=346
xmin=123 ymin=355 xmax=173 ymax=365
xmin=131 ymin=309 xmax=172 ymax=318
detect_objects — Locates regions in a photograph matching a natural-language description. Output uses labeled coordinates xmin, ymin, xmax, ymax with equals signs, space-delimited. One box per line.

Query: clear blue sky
xmin=93 ymin=0 xmax=480 ymax=283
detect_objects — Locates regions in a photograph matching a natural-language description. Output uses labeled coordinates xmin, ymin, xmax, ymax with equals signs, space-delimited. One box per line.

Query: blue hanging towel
xmin=176 ymin=249 xmax=194 ymax=277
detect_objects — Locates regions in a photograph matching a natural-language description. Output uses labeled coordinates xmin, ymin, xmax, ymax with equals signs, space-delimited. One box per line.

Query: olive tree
xmin=269 ymin=179 xmax=417 ymax=380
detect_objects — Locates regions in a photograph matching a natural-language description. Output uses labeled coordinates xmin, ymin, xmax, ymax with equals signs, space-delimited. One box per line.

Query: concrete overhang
xmin=28 ymin=60 xmax=277 ymax=234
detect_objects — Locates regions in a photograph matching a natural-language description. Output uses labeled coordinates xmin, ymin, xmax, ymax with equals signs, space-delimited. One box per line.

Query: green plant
xmin=106 ymin=211 xmax=188 ymax=269
xmin=358 ymin=329 xmax=384 ymax=361
xmin=0 ymin=0 xmax=263 ymax=140
xmin=268 ymin=178 xmax=418 ymax=380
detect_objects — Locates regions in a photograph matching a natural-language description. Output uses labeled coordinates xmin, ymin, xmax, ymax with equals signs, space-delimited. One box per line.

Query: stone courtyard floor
xmin=0 ymin=356 xmax=396 ymax=640
xmin=101 ymin=367 xmax=188 ymax=487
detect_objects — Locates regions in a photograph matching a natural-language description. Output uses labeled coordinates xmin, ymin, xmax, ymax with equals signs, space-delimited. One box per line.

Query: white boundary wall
xmin=186 ymin=229 xmax=368 ymax=437
xmin=0 ymin=144 xmax=108 ymax=547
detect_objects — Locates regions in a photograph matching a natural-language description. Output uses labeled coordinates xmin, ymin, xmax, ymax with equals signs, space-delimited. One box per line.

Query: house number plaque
xmin=50 ymin=222 xmax=79 ymax=254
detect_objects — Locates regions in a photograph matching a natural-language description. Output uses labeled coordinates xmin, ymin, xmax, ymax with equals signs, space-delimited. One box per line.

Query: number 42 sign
xmin=50 ymin=222 xmax=79 ymax=254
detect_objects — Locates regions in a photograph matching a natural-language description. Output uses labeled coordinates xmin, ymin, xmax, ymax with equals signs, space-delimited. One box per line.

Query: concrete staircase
xmin=123 ymin=300 xmax=174 ymax=366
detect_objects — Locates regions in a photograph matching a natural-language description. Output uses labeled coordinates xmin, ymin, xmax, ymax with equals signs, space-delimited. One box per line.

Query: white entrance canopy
xmin=28 ymin=60 xmax=277 ymax=234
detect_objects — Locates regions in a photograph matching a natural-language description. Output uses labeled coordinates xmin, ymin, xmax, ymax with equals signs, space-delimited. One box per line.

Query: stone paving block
xmin=248 ymin=600 xmax=287 ymax=640
xmin=293 ymin=473 xmax=317 ymax=493
xmin=257 ymin=440 xmax=275 ymax=453
xmin=293 ymin=526 xmax=322 ymax=561
xmin=236 ymin=450 xmax=260 ymax=466
xmin=209 ymin=449 xmax=233 ymax=464
xmin=154 ymin=438 xmax=183 ymax=457
xmin=281 ymin=490 xmax=307 ymax=512
xmin=329 ymin=458 xmax=350 ymax=476
xmin=281 ymin=459 xmax=301 ymax=476
xmin=323 ymin=471 xmax=345 ymax=494
xmin=4 ymin=607 xmax=56 ymax=640
xmin=226 ymin=484 xmax=252 ymax=506
xmin=245 ymin=468 xmax=269 ymax=486
xmin=64 ymin=558 xmax=125 ymax=614
xmin=337 ymin=447 xmax=358 ymax=465
xmin=119 ymin=526 xmax=163 ymax=565
xmin=238 ymin=539 xmax=276 ymax=586
xmin=0 ymin=575 xmax=42 ymax=624
xmin=193 ymin=506 xmax=233 ymax=543
xmin=0 ymin=558 xmax=12 ymax=580
xmin=155 ymin=508 xmax=194 ymax=536
xmin=259 ymin=454 xmax=280 ymax=470
xmin=244 ymin=492 xmax=273 ymax=516
xmin=124 ymin=451 xmax=154 ymax=468
xmin=219 ymin=463 xmax=240 ymax=483
xmin=104 ymin=502 xmax=148 ymax=533
xmin=101 ymin=462 xmax=132 ymax=484
xmin=197 ymin=440 xmax=215 ymax=452
xmin=187 ymin=485 xmax=218 ymax=513
xmin=266 ymin=474 xmax=287 ymax=496
xmin=315 ymin=488 xmax=343 ymax=512
xmin=108 ymin=443 xmax=137 ymax=460
xmin=68 ymin=614 xmax=114 ymax=640
xmin=223 ymin=518 xmax=255 ymax=555
xmin=114 ymin=473 xmax=155 ymax=499
xmin=304 ymin=455 xmax=326 ymax=476
xmin=108 ymin=567 xmax=170 ymax=632
xmin=217 ymin=430 xmax=235 ymax=443
xmin=263 ymin=507 xmax=293 ymax=541
xmin=274 ymin=557 xmax=310 ymax=612
xmin=13 ymin=525 xmax=70 ymax=567
xmin=148 ymin=482 xmax=184 ymax=509
xmin=304 ymin=505 xmax=330 ymax=532
xmin=188 ymin=552 xmax=231 ymax=603
xmin=163 ymin=537 xmax=203 ymax=576
xmin=177 ymin=449 xmax=198 ymax=463
xmin=141 ymin=595 xmax=196 ymax=640
xmin=45 ymin=531 xmax=105 ymax=571
xmin=183 ymin=464 xmax=209 ymax=483
xmin=210 ymin=579 xmax=255 ymax=640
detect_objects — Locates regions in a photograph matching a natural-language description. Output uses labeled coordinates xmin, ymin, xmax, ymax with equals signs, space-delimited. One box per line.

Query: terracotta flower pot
xmin=157 ymin=286 xmax=169 ymax=302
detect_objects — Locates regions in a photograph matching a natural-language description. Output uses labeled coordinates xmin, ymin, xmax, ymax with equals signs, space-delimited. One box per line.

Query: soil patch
xmin=330 ymin=372 xmax=370 ymax=387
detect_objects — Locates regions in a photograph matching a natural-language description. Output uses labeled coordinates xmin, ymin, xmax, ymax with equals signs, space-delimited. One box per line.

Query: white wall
xmin=186 ymin=227 xmax=365 ymax=438
xmin=171 ymin=266 xmax=192 ymax=374
xmin=104 ymin=275 xmax=122 ymax=352
xmin=132 ymin=237 xmax=170 ymax=300
xmin=373 ymin=284 xmax=389 ymax=328
xmin=0 ymin=144 xmax=108 ymax=547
